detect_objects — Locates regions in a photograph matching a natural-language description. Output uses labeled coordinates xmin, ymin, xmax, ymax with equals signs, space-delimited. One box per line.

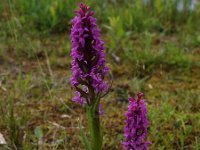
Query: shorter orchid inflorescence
xmin=123 ymin=93 xmax=151 ymax=150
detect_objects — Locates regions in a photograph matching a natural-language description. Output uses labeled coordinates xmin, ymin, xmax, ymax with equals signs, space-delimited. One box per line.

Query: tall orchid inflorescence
xmin=123 ymin=93 xmax=151 ymax=150
xmin=70 ymin=3 xmax=109 ymax=106
xmin=70 ymin=3 xmax=109 ymax=150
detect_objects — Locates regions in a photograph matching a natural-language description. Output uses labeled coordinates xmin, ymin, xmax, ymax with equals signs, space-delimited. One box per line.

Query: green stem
xmin=86 ymin=106 xmax=102 ymax=150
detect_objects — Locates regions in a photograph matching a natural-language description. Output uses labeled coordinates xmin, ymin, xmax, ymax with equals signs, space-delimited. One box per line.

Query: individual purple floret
xmin=122 ymin=92 xmax=151 ymax=150
xmin=70 ymin=3 xmax=109 ymax=105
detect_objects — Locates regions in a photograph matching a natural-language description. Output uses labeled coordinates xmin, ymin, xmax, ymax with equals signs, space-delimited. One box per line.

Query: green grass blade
xmin=78 ymin=118 xmax=91 ymax=150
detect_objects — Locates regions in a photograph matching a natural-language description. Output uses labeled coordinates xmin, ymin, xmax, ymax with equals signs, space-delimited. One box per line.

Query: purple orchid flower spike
xmin=70 ymin=3 xmax=110 ymax=150
xmin=123 ymin=92 xmax=151 ymax=150
xmin=70 ymin=3 xmax=109 ymax=106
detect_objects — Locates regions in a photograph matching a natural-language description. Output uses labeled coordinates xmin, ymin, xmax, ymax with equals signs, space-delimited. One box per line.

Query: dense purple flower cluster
xmin=123 ymin=93 xmax=150 ymax=150
xmin=70 ymin=3 xmax=109 ymax=105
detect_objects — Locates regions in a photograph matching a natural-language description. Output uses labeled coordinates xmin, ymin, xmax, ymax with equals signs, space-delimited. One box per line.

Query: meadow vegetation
xmin=0 ymin=0 xmax=200 ymax=149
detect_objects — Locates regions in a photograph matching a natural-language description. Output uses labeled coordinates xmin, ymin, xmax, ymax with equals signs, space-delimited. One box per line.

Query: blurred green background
xmin=0 ymin=0 xmax=200 ymax=149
